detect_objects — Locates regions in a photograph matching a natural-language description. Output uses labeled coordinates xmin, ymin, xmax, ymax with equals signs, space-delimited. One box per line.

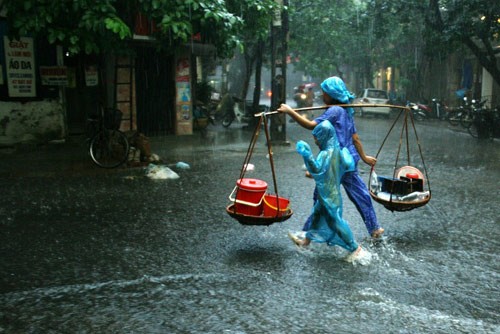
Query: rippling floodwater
xmin=0 ymin=117 xmax=498 ymax=333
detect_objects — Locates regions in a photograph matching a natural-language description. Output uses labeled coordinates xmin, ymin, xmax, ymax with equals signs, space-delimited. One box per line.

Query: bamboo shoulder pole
xmin=255 ymin=104 xmax=410 ymax=117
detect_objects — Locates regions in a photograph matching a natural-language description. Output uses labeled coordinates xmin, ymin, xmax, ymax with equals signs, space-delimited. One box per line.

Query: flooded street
xmin=0 ymin=116 xmax=499 ymax=333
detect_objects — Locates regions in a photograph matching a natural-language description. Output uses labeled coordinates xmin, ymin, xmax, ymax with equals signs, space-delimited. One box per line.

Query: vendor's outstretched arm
xmin=352 ymin=133 xmax=377 ymax=166
xmin=277 ymin=104 xmax=317 ymax=130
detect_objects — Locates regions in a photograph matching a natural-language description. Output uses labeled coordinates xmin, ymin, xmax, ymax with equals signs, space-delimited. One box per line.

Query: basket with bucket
xmin=368 ymin=107 xmax=432 ymax=212
xmin=226 ymin=114 xmax=293 ymax=226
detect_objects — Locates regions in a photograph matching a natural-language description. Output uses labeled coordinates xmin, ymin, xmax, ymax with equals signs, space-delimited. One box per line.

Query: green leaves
xmin=2 ymin=0 xmax=133 ymax=54
xmin=47 ymin=29 xmax=65 ymax=44
xmin=288 ymin=0 xmax=500 ymax=88
xmin=2 ymin=0 xmax=269 ymax=58
xmin=104 ymin=17 xmax=131 ymax=39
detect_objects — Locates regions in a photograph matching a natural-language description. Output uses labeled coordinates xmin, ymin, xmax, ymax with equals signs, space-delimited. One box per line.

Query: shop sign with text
xmin=3 ymin=36 xmax=36 ymax=97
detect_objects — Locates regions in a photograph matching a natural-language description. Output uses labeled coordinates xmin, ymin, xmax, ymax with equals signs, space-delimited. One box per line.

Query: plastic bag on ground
xmin=146 ymin=164 xmax=180 ymax=180
xmin=175 ymin=162 xmax=191 ymax=170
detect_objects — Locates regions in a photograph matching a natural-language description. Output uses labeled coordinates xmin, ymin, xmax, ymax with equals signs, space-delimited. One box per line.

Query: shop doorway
xmin=135 ymin=47 xmax=175 ymax=136
xmin=64 ymin=54 xmax=100 ymax=135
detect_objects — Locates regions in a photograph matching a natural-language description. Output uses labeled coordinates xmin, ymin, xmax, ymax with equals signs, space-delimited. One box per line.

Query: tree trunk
xmin=242 ymin=48 xmax=256 ymax=100
xmin=252 ymin=40 xmax=264 ymax=110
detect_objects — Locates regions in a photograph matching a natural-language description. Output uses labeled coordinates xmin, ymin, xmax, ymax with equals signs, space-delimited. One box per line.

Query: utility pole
xmin=270 ymin=0 xmax=289 ymax=145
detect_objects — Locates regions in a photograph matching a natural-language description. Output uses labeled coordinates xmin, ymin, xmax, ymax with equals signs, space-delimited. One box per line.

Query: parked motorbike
xmin=416 ymin=101 xmax=432 ymax=118
xmin=193 ymin=100 xmax=216 ymax=125
xmin=447 ymin=96 xmax=469 ymax=126
xmin=431 ymin=98 xmax=450 ymax=120
xmin=446 ymin=96 xmax=487 ymax=127
xmin=406 ymin=101 xmax=428 ymax=121
xmin=193 ymin=101 xmax=216 ymax=137
xmin=221 ymin=96 xmax=269 ymax=128
xmin=460 ymin=97 xmax=488 ymax=129
xmin=407 ymin=98 xmax=449 ymax=120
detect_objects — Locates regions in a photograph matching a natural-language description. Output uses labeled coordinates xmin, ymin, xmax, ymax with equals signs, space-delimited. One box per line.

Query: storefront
xmin=0 ymin=20 xmax=66 ymax=146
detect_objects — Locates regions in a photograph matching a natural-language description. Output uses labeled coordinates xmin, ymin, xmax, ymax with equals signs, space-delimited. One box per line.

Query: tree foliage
xmin=425 ymin=0 xmax=500 ymax=86
xmin=0 ymin=0 xmax=243 ymax=56
xmin=287 ymin=0 xmax=500 ymax=93
xmin=224 ymin=0 xmax=277 ymax=99
xmin=287 ymin=0 xmax=360 ymax=79
xmin=4 ymin=0 xmax=497 ymax=99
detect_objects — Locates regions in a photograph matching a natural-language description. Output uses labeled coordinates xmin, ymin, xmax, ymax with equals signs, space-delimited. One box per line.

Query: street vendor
xmin=278 ymin=76 xmax=384 ymax=239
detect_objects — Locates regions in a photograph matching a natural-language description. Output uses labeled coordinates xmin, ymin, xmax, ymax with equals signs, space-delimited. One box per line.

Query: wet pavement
xmin=0 ymin=114 xmax=499 ymax=333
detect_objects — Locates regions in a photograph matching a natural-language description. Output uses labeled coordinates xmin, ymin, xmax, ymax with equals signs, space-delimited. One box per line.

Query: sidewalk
xmin=0 ymin=134 xmax=105 ymax=177
xmin=0 ymin=124 xmax=273 ymax=178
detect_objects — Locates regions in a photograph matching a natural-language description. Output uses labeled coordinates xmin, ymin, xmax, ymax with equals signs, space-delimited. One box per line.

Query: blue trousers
xmin=303 ymin=170 xmax=380 ymax=235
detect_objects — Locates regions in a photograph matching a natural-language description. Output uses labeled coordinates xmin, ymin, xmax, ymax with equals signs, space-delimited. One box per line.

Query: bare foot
xmin=371 ymin=228 xmax=385 ymax=238
xmin=345 ymin=246 xmax=363 ymax=263
xmin=288 ymin=232 xmax=310 ymax=247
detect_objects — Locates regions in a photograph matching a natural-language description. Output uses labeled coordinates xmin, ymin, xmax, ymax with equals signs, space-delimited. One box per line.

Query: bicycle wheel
xmin=89 ymin=129 xmax=130 ymax=168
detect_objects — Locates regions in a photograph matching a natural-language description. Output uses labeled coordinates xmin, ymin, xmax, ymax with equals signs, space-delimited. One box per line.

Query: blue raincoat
xmin=303 ymin=76 xmax=381 ymax=235
xmin=296 ymin=120 xmax=358 ymax=252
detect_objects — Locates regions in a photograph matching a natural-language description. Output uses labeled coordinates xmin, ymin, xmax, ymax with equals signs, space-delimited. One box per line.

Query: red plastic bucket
xmin=233 ymin=178 xmax=267 ymax=216
xmin=263 ymin=194 xmax=290 ymax=217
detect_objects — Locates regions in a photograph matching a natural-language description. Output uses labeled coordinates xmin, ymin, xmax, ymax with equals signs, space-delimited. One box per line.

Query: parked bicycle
xmin=86 ymin=106 xmax=129 ymax=168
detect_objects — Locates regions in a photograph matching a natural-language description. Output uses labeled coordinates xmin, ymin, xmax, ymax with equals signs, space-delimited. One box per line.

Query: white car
xmin=353 ymin=88 xmax=391 ymax=117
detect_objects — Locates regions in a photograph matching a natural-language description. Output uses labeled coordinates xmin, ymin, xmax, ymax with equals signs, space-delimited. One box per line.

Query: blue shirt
xmin=314 ymin=106 xmax=360 ymax=163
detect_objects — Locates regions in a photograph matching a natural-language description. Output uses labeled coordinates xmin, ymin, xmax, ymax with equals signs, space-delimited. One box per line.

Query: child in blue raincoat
xmin=289 ymin=120 xmax=362 ymax=260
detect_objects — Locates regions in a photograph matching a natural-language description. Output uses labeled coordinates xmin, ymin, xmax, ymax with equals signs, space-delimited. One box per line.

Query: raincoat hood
xmin=312 ymin=119 xmax=337 ymax=151
xmin=320 ymin=76 xmax=356 ymax=116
